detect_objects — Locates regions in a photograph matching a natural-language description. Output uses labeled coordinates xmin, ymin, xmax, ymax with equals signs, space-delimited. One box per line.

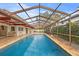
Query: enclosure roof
xmin=0 ymin=3 xmax=79 ymax=29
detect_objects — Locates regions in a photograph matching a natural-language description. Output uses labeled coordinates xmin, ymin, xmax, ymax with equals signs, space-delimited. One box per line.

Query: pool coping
xmin=45 ymin=34 xmax=79 ymax=56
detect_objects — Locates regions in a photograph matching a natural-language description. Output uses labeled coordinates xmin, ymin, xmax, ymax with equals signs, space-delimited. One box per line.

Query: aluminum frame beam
xmin=12 ymin=5 xmax=69 ymax=16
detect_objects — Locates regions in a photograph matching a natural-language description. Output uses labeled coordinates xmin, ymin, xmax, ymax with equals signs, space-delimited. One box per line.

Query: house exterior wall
xmin=15 ymin=26 xmax=27 ymax=36
xmin=0 ymin=23 xmax=29 ymax=37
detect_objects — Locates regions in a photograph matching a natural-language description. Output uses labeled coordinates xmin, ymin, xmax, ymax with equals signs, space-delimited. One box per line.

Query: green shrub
xmin=50 ymin=22 xmax=79 ymax=44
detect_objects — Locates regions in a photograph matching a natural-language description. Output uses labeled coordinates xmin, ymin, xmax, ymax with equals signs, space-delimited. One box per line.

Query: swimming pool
xmin=0 ymin=34 xmax=71 ymax=56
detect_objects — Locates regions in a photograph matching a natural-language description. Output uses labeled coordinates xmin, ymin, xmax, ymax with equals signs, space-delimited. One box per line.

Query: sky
xmin=0 ymin=3 xmax=79 ymax=23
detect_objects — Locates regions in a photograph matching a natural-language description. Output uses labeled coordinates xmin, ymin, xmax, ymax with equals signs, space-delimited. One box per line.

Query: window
xmin=11 ymin=27 xmax=15 ymax=31
xmin=1 ymin=25 xmax=5 ymax=30
xmin=18 ymin=27 xmax=23 ymax=31
xmin=26 ymin=28 xmax=28 ymax=33
xmin=21 ymin=27 xmax=23 ymax=31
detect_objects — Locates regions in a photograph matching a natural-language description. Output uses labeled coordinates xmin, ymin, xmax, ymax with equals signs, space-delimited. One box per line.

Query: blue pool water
xmin=0 ymin=34 xmax=71 ymax=56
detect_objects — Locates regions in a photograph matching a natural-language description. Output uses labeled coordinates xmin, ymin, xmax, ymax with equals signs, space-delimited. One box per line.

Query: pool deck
xmin=0 ymin=34 xmax=30 ymax=49
xmin=45 ymin=34 xmax=79 ymax=56
xmin=0 ymin=33 xmax=79 ymax=56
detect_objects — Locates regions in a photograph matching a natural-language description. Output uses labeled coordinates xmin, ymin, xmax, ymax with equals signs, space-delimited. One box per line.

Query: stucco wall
xmin=15 ymin=26 xmax=26 ymax=36
xmin=0 ymin=23 xmax=27 ymax=36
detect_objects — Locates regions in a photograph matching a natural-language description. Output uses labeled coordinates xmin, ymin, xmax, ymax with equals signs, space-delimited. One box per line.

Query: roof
xmin=0 ymin=3 xmax=79 ymax=29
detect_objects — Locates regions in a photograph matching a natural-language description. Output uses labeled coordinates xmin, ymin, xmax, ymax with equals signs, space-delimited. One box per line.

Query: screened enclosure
xmin=0 ymin=3 xmax=79 ymax=46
